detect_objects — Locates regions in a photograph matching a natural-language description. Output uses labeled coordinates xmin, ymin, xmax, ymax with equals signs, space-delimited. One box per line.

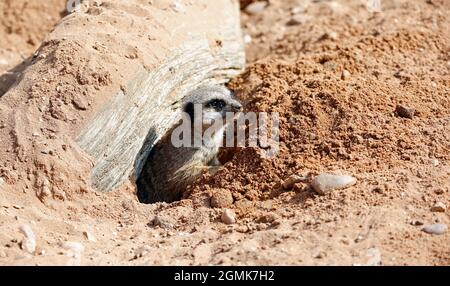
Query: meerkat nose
xmin=230 ymin=102 xmax=243 ymax=112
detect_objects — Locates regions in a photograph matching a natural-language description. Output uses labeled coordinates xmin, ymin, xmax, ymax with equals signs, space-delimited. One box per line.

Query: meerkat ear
xmin=184 ymin=102 xmax=195 ymax=121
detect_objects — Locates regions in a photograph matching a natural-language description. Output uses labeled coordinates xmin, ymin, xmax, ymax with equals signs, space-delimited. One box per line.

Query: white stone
xmin=171 ymin=1 xmax=186 ymax=13
xmin=244 ymin=1 xmax=268 ymax=15
xmin=365 ymin=247 xmax=382 ymax=266
xmin=244 ymin=34 xmax=253 ymax=44
xmin=341 ymin=70 xmax=351 ymax=80
xmin=422 ymin=224 xmax=447 ymax=235
xmin=431 ymin=158 xmax=439 ymax=167
xmin=221 ymin=209 xmax=236 ymax=225
xmin=282 ymin=174 xmax=307 ymax=190
xmin=311 ymin=173 xmax=357 ymax=195
xmin=83 ymin=231 xmax=97 ymax=242
xmin=287 ymin=14 xmax=311 ymax=26
xmin=61 ymin=241 xmax=85 ymax=258
xmin=19 ymin=224 xmax=36 ymax=254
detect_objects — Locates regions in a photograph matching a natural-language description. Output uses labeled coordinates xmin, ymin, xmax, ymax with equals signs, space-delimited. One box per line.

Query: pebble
xmin=430 ymin=202 xmax=446 ymax=213
xmin=171 ymin=1 xmax=186 ymax=13
xmin=83 ymin=231 xmax=97 ymax=242
xmin=61 ymin=241 xmax=85 ymax=258
xmin=282 ymin=174 xmax=307 ymax=190
xmin=244 ymin=1 xmax=268 ymax=15
xmin=221 ymin=209 xmax=236 ymax=225
xmin=341 ymin=70 xmax=351 ymax=80
xmin=211 ymin=189 xmax=234 ymax=208
xmin=395 ymin=105 xmax=415 ymax=119
xmin=0 ymin=58 xmax=8 ymax=66
xmin=410 ymin=220 xmax=424 ymax=226
xmin=430 ymin=158 xmax=439 ymax=167
xmin=0 ymin=250 xmax=7 ymax=258
xmin=133 ymin=245 xmax=151 ymax=259
xmin=311 ymin=173 xmax=357 ymax=195
xmin=19 ymin=224 xmax=36 ymax=254
xmin=365 ymin=247 xmax=382 ymax=266
xmin=153 ymin=216 xmax=174 ymax=229
xmin=291 ymin=6 xmax=306 ymax=15
xmin=422 ymin=223 xmax=447 ymax=235
xmin=313 ymin=251 xmax=326 ymax=259
xmin=243 ymin=34 xmax=253 ymax=44
xmin=287 ymin=14 xmax=310 ymax=26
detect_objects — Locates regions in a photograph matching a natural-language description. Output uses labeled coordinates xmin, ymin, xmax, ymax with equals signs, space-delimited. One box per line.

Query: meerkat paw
xmin=192 ymin=165 xmax=221 ymax=175
xmin=208 ymin=156 xmax=222 ymax=167
xmin=207 ymin=165 xmax=222 ymax=175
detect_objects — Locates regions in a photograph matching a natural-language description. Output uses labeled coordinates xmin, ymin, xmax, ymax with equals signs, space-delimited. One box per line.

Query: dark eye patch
xmin=206 ymin=99 xmax=226 ymax=111
xmin=183 ymin=102 xmax=195 ymax=121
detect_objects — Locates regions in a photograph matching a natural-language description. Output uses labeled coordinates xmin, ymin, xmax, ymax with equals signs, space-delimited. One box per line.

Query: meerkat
xmin=137 ymin=85 xmax=243 ymax=203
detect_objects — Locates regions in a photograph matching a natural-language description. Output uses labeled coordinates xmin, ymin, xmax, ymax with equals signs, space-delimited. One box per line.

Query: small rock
xmin=291 ymin=6 xmax=306 ymax=14
xmin=287 ymin=14 xmax=311 ymax=26
xmin=430 ymin=202 xmax=446 ymax=213
xmin=211 ymin=189 xmax=234 ymax=208
xmin=282 ymin=174 xmax=307 ymax=190
xmin=0 ymin=58 xmax=8 ymax=66
xmin=152 ymin=216 xmax=174 ymax=229
xmin=319 ymin=32 xmax=338 ymax=41
xmin=72 ymin=96 xmax=89 ymax=110
xmin=422 ymin=223 xmax=447 ymax=235
xmin=83 ymin=231 xmax=97 ymax=242
xmin=221 ymin=209 xmax=236 ymax=225
xmin=243 ymin=34 xmax=253 ymax=44
xmin=410 ymin=220 xmax=424 ymax=226
xmin=311 ymin=173 xmax=357 ymax=195
xmin=365 ymin=247 xmax=382 ymax=266
xmin=313 ymin=251 xmax=326 ymax=259
xmin=244 ymin=1 xmax=268 ymax=15
xmin=19 ymin=224 xmax=36 ymax=254
xmin=341 ymin=70 xmax=351 ymax=80
xmin=430 ymin=158 xmax=439 ymax=167
xmin=395 ymin=105 xmax=415 ymax=119
xmin=171 ymin=1 xmax=186 ymax=13
xmin=61 ymin=241 xmax=85 ymax=258
xmin=133 ymin=245 xmax=151 ymax=259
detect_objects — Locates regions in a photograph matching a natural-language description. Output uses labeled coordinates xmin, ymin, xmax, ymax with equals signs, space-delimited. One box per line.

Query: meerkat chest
xmin=198 ymin=125 xmax=226 ymax=163
xmin=211 ymin=125 xmax=226 ymax=150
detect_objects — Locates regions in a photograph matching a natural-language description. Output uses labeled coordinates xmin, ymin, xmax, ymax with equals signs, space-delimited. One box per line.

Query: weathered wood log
xmin=0 ymin=0 xmax=245 ymax=196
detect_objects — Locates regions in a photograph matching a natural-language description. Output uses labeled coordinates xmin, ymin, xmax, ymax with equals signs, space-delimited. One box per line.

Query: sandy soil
xmin=0 ymin=0 xmax=449 ymax=266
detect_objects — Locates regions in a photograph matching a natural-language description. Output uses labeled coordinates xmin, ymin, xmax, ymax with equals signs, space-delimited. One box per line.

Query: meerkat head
xmin=182 ymin=86 xmax=243 ymax=125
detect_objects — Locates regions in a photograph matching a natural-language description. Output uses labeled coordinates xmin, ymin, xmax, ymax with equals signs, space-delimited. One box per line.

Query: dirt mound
xmin=187 ymin=28 xmax=450 ymax=206
xmin=0 ymin=0 xmax=67 ymax=94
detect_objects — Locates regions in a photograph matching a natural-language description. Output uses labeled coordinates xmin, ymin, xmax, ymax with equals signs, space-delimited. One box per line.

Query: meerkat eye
xmin=206 ymin=99 xmax=226 ymax=111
